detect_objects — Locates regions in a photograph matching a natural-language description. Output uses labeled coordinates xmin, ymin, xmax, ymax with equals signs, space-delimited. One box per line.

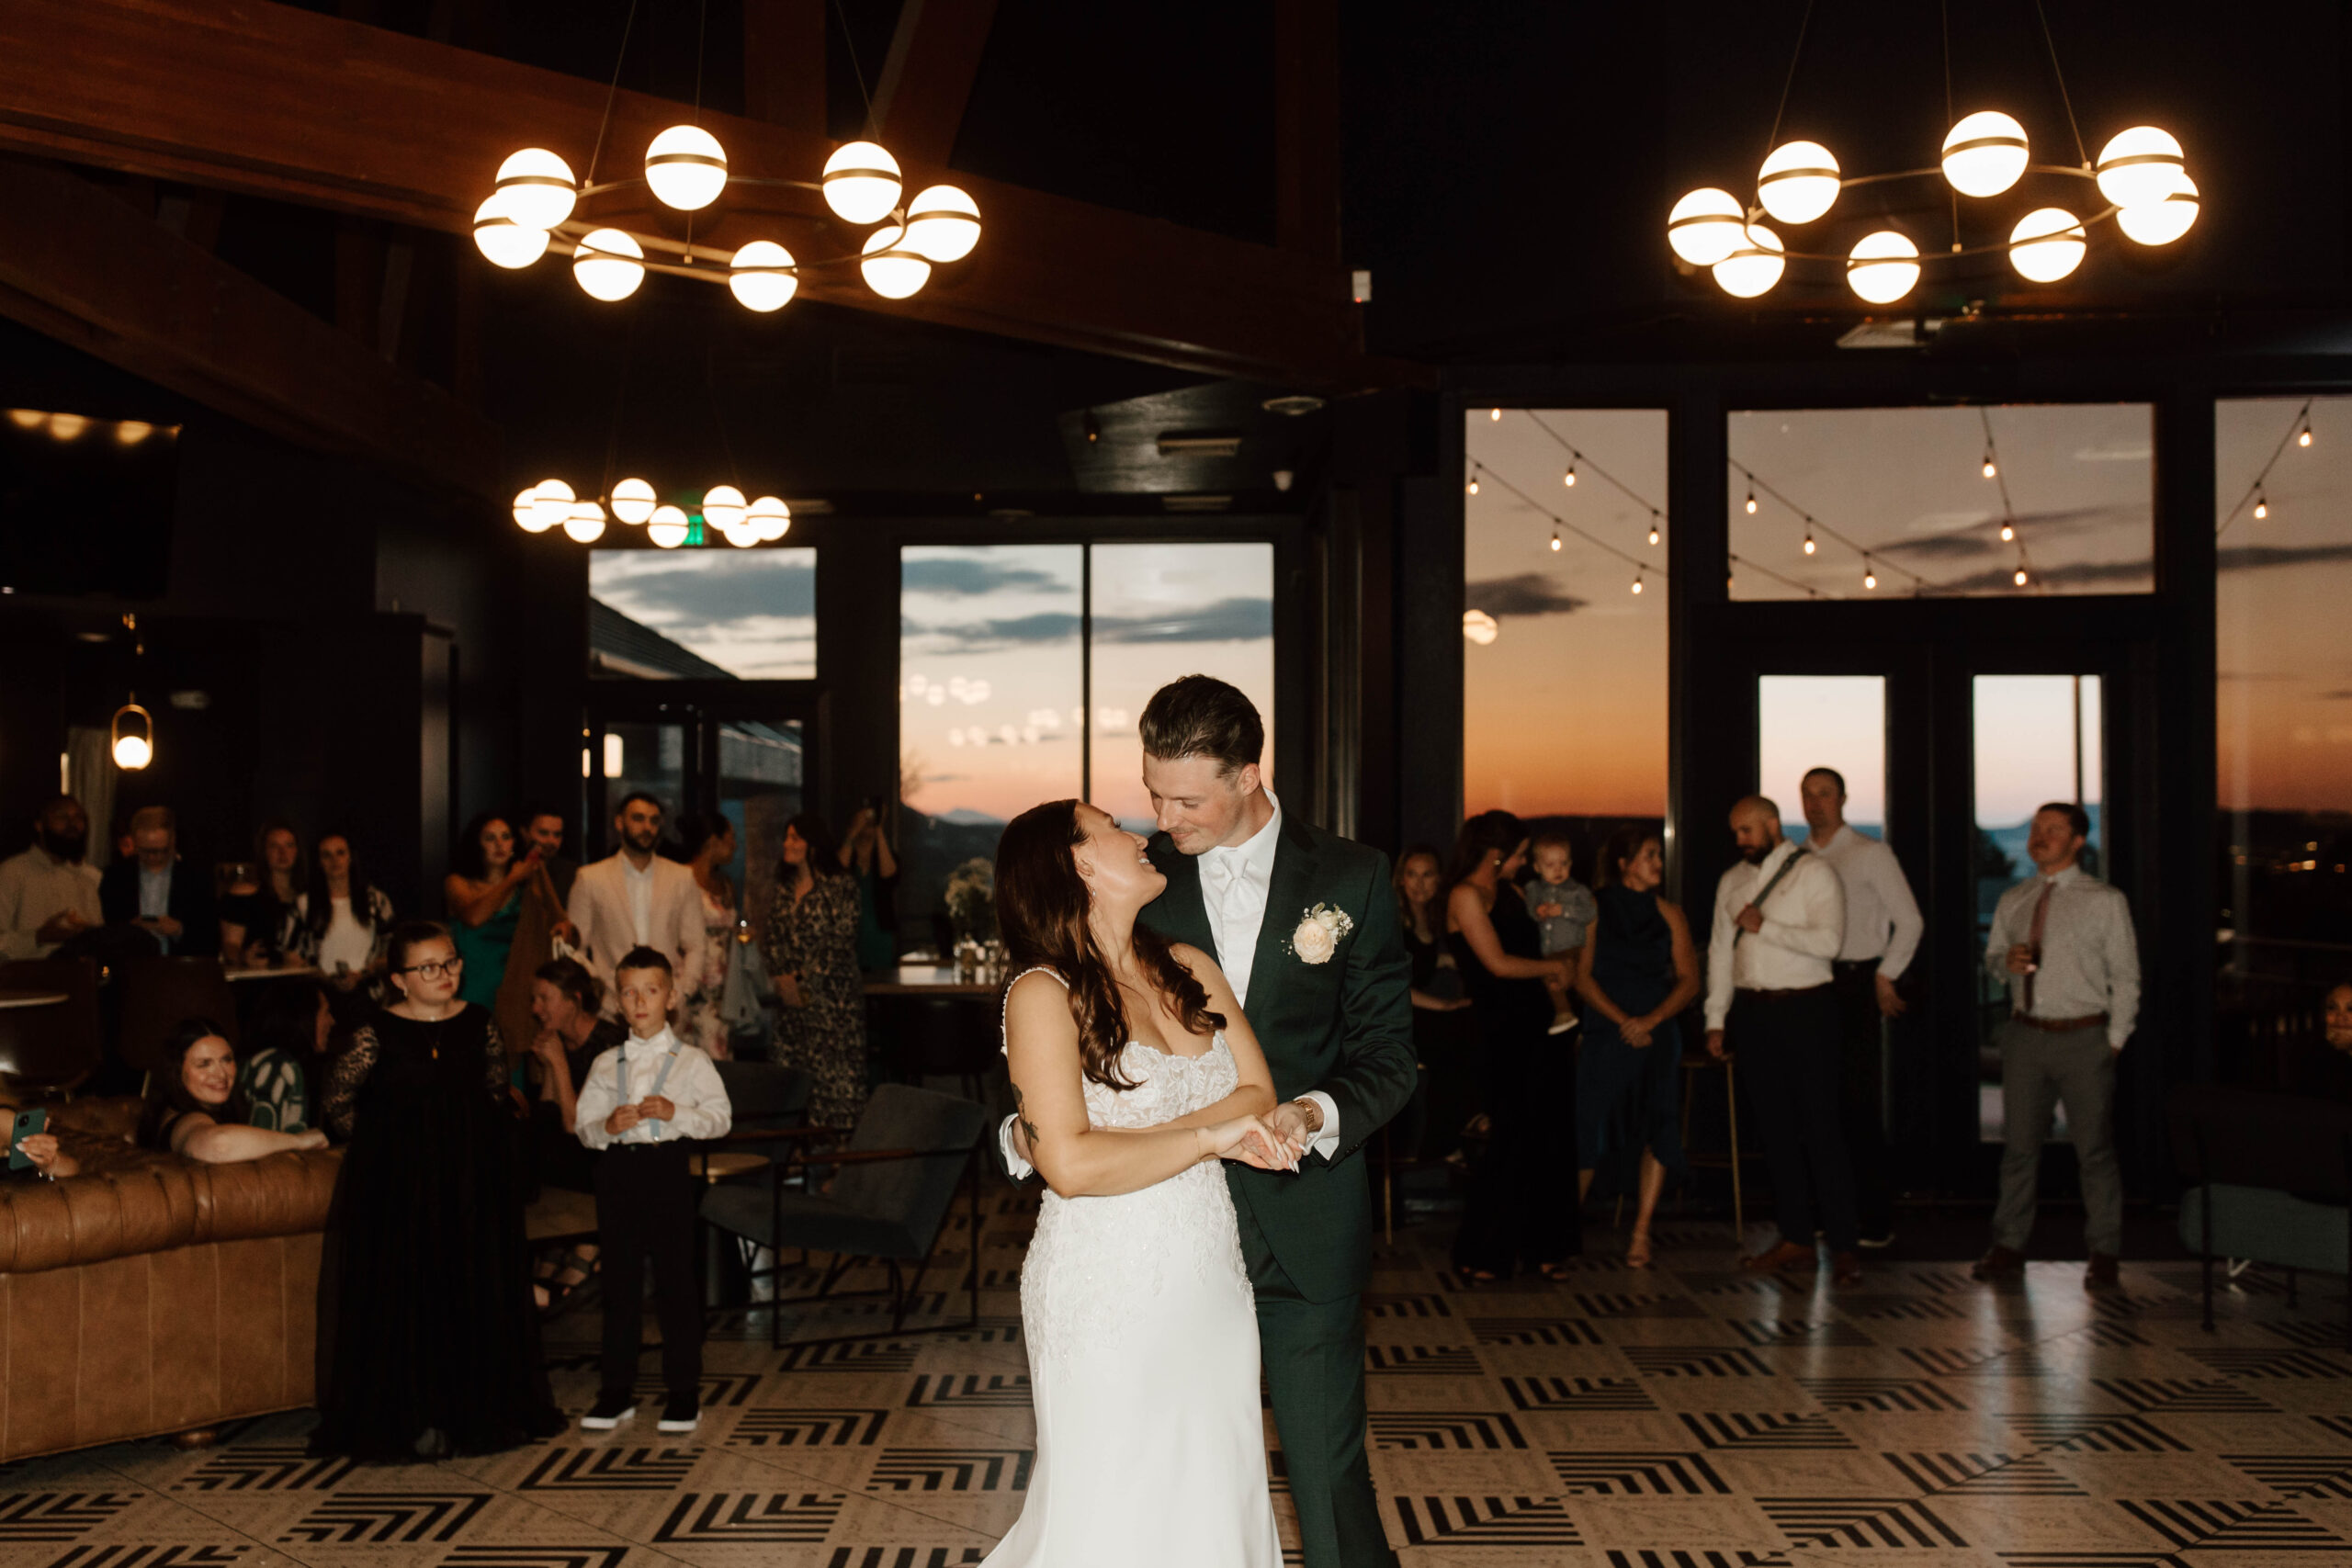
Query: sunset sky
xmin=589 ymin=547 xmax=817 ymax=678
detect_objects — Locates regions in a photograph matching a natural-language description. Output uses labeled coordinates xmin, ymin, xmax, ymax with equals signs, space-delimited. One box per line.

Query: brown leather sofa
xmin=0 ymin=1099 xmax=341 ymax=1461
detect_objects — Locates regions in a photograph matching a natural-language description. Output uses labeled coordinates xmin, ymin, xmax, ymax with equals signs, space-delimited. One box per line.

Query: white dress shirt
xmin=1000 ymin=786 xmax=1337 ymax=1177
xmin=0 ymin=847 xmax=102 ymax=959
xmin=574 ymin=1024 xmax=734 ymax=1147
xmin=623 ymin=857 xmax=655 ymax=946
xmin=1703 ymin=840 xmax=1847 ymax=1031
xmin=1984 ymin=865 xmax=2141 ymax=1049
xmin=1809 ymin=824 xmax=1925 ymax=977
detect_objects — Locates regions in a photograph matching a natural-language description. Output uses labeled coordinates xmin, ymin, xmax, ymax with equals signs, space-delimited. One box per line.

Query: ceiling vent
xmin=1161 ymin=494 xmax=1234 ymax=513
xmin=1156 ymin=432 xmax=1244 ymax=458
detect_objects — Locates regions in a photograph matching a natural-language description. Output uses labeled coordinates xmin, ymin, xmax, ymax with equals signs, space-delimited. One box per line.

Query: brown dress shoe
xmin=1971 ymin=1245 xmax=2026 ymax=1280
xmin=2084 ymin=1252 xmax=2120 ymax=1289
xmin=1739 ymin=1239 xmax=1815 ymax=1273
xmin=1830 ymin=1251 xmax=1863 ymax=1285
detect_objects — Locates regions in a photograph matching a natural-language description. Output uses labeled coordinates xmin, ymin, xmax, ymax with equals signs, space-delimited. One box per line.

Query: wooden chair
xmin=1680 ymin=1044 xmax=1750 ymax=1240
xmin=115 ymin=956 xmax=240 ymax=1076
xmin=0 ymin=955 xmax=104 ymax=1095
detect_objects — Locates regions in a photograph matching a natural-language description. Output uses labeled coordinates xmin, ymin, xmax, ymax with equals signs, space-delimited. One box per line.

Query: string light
xmin=1563 ymin=463 xmax=1577 ymax=487
xmin=1745 ymin=485 xmax=1758 ymax=514
xmin=2300 ymin=418 xmax=2313 ymax=447
xmin=1728 ymin=457 xmax=1955 ymax=594
xmin=1550 ymin=525 xmax=1562 ymax=551
xmin=1466 ymin=474 xmax=1479 ymax=495
xmin=1803 ymin=526 xmax=1816 ymax=556
xmin=1460 ymin=453 xmax=1665 ymax=588
xmin=1647 ymin=517 xmax=1661 ymax=546
xmin=2000 ymin=521 xmax=2015 ymax=542
xmin=1863 ymin=558 xmax=1878 ymax=591
xmin=1982 ymin=447 xmax=1997 ymax=479
xmin=2220 ymin=398 xmax=2317 ymax=538
xmin=1489 ymin=408 xmax=1502 ymax=422
xmin=2254 ymin=488 xmax=2268 ymax=520
xmin=1631 ymin=573 xmax=1644 ymax=594
xmin=2014 ymin=565 xmax=2030 ymax=587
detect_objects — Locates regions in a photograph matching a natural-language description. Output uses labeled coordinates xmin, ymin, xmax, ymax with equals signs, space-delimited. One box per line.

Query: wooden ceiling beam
xmin=0 ymin=0 xmax=1419 ymax=389
xmin=742 ymin=0 xmax=826 ymax=136
xmin=868 ymin=0 xmax=1000 ymax=164
xmin=0 ymin=157 xmax=501 ymax=497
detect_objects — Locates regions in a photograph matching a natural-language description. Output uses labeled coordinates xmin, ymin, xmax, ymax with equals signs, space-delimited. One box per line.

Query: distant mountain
xmin=932 ymin=807 xmax=1005 ymax=828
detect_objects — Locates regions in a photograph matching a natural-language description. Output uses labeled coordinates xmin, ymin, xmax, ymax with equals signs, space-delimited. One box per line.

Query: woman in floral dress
xmin=763 ymin=812 xmax=867 ymax=1131
xmin=674 ymin=814 xmax=741 ymax=1060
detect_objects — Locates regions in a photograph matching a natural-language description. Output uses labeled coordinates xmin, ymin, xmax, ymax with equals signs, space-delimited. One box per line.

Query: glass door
xmin=584 ymin=683 xmax=820 ymax=896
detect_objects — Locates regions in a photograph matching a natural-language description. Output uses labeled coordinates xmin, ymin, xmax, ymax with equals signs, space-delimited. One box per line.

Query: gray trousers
xmin=1991 ymin=1019 xmax=2122 ymax=1258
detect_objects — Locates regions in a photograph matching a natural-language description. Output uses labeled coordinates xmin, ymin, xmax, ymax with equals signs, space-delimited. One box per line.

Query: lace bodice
xmin=1001 ymin=967 xmax=1255 ymax=1366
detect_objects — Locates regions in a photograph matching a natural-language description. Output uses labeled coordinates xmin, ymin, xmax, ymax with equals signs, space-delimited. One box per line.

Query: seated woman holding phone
xmin=3 ymin=1110 xmax=78 ymax=1180
xmin=137 ymin=1018 xmax=330 ymax=1163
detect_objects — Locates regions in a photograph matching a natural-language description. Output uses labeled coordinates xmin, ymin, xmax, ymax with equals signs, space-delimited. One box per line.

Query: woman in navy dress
xmin=1574 ymin=826 xmax=1701 ymax=1269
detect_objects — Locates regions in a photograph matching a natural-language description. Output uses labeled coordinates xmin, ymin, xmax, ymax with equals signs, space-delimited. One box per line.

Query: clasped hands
xmin=1008 ymin=1099 xmax=1318 ymax=1174
xmin=604 ymin=1094 xmax=676 ymax=1134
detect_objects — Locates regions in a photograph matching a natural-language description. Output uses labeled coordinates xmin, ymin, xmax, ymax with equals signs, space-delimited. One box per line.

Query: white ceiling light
xmin=643 ymin=124 xmax=728 ymax=211
xmin=903 ymin=186 xmax=983 ymax=263
xmin=1667 ymin=186 xmax=1747 ymax=266
xmin=2115 ymin=170 xmax=2199 ymax=245
xmin=2008 ymin=208 xmax=2086 ymax=281
xmin=1757 ymin=141 xmax=1841 ymax=225
xmin=860 ymin=225 xmax=931 ymax=299
xmin=729 ymin=241 xmax=798 ymax=312
xmin=1939 ymin=111 xmax=2030 ymax=197
xmin=1713 ymin=223 xmax=1785 ymax=298
xmin=472 ymin=197 xmax=550 ymax=269
xmin=748 ymin=495 xmax=792 ymax=541
xmin=647 ymin=504 xmax=689 ymax=548
xmin=1462 ymin=609 xmax=1499 ymax=646
xmin=703 ymin=485 xmax=748 ymax=530
xmin=492 ymin=148 xmax=577 ymax=230
xmin=609 ymin=478 xmax=657 ymax=525
xmin=1846 ymin=230 xmax=1920 ymax=304
xmin=513 ymin=486 xmax=549 ymax=532
xmin=823 ymin=141 xmax=903 ymax=225
xmin=529 ymin=478 xmax=575 ymax=531
xmin=571 ymin=229 xmax=646 ymax=301
xmin=2095 ymin=125 xmax=2187 ymax=210
xmin=563 ymin=500 xmax=607 ymax=543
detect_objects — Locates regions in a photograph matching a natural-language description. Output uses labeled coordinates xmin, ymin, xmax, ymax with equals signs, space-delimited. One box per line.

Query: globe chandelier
xmin=513 ymin=477 xmax=790 ymax=550
xmin=469 ymin=6 xmax=980 ymax=309
xmin=1666 ymin=6 xmax=2199 ymax=303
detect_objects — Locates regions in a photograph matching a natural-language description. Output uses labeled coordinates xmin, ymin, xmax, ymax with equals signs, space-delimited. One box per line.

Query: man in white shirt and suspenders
xmin=1703 ymin=796 xmax=1862 ymax=1284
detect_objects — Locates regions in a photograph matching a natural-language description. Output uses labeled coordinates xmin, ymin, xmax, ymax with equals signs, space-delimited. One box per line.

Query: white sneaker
xmin=1547 ymin=1016 xmax=1579 ymax=1035
xmin=581 ymin=1395 xmax=636 ymax=1430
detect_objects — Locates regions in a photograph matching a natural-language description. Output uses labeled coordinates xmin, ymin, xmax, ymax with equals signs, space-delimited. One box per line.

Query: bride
xmin=984 ymin=799 xmax=1295 ymax=1567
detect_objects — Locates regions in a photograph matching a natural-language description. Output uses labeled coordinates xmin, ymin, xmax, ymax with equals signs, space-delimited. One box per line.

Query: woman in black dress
xmin=1574 ymin=827 xmax=1702 ymax=1268
xmin=1396 ymin=844 xmax=1478 ymax=1164
xmin=1445 ymin=810 xmax=1579 ymax=1281
xmin=311 ymin=921 xmax=564 ymax=1459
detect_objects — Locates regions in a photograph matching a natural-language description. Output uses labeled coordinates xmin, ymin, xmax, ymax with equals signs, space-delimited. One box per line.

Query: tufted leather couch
xmin=0 ymin=1098 xmax=341 ymax=1461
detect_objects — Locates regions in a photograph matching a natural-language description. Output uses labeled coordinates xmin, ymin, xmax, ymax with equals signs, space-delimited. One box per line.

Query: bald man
xmin=1703 ymin=795 xmax=1861 ymax=1284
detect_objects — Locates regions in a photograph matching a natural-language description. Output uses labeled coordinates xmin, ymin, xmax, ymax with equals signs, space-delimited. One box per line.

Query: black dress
xmin=1406 ymin=922 xmax=1483 ymax=1163
xmin=311 ymin=1004 xmax=564 ymax=1459
xmin=1450 ymin=887 xmax=1581 ymax=1277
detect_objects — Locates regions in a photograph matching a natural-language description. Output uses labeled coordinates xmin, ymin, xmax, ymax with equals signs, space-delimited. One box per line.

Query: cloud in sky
xmin=2217 ymin=540 xmax=2352 ymax=571
xmin=592 ymin=550 xmax=815 ymax=621
xmin=1930 ymin=557 xmax=2155 ymax=593
xmin=902 ymin=556 xmax=1064 ymax=596
xmin=906 ymin=598 xmax=1272 ymax=654
xmin=1466 ymin=572 xmax=1589 ymax=616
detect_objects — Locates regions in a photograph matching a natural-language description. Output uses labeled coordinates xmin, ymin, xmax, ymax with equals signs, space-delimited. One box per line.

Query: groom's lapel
xmin=1148 ymin=833 xmax=1219 ymax=963
xmin=1246 ymin=815 xmax=1320 ymax=1010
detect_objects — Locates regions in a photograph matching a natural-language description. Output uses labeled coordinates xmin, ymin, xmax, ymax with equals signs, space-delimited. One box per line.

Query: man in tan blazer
xmin=566 ymin=792 xmax=706 ymax=1015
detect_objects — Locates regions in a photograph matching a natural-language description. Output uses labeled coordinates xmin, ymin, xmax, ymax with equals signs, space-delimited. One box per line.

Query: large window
xmin=589 ymin=547 xmax=817 ymax=679
xmin=898 ymin=541 xmax=1276 ymax=941
xmin=2216 ymin=395 xmax=2352 ymax=1042
xmin=1463 ymin=409 xmax=1668 ymax=832
xmin=1726 ymin=405 xmax=2154 ymax=601
xmin=1758 ymin=676 xmax=1886 ymax=842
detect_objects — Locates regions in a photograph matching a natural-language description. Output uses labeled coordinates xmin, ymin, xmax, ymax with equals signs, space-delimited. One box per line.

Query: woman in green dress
xmin=444 ymin=813 xmax=537 ymax=1013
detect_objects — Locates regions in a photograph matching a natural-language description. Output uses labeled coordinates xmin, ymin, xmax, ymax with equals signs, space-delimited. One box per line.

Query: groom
xmin=1005 ymin=674 xmax=1416 ymax=1568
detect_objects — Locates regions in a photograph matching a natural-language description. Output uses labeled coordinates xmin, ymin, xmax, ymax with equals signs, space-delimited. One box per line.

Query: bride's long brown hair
xmin=995 ymin=800 xmax=1226 ymax=1090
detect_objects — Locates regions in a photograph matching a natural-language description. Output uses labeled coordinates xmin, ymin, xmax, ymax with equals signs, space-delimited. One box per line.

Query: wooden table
xmin=0 ymin=989 xmax=66 ymax=1010
xmin=863 ymin=965 xmax=1001 ymax=998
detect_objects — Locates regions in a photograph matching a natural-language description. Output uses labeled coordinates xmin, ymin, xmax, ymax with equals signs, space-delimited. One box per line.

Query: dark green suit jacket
xmin=1141 ymin=813 xmax=1418 ymax=1303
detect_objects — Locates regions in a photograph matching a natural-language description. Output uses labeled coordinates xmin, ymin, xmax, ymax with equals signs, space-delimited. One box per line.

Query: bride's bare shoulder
xmin=1004 ymin=969 xmax=1077 ymax=1046
xmin=1166 ymin=942 xmax=1232 ymax=992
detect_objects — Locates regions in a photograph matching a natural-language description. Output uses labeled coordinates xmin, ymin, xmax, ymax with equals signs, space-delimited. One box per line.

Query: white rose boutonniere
xmin=1289 ymin=903 xmax=1354 ymax=965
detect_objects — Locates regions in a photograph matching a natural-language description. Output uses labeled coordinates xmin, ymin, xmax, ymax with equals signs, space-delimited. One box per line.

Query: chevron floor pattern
xmin=5 ymin=1196 xmax=2350 ymax=1565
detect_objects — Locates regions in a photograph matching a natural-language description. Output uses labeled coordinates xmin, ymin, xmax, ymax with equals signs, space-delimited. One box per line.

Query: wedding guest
xmin=0 ymin=795 xmax=101 ymax=959
xmin=838 ymin=800 xmax=900 ymax=971
xmin=2291 ymin=983 xmax=2352 ymax=1103
xmin=1799 ymin=766 xmax=1924 ymax=1249
xmin=1522 ymin=830 xmax=1597 ymax=1035
xmin=566 ymin=793 xmax=705 ymax=1013
xmin=3 ymin=1127 xmax=78 ymax=1180
xmin=445 ymin=812 xmax=537 ymax=1010
xmin=1973 ymin=801 xmax=2140 ymax=1290
xmin=672 ymin=813 xmax=740 ymax=1060
xmin=220 ymin=821 xmax=302 ymax=965
xmin=284 ymin=832 xmax=395 ymax=1010
xmin=1445 ymin=810 xmax=1579 ymax=1282
xmin=1574 ymin=827 xmax=1701 ymax=1268
xmin=311 ymin=922 xmax=562 ymax=1459
xmin=1396 ymin=844 xmax=1476 ymax=1164
xmin=237 ymin=978 xmax=334 ymax=1133
xmin=525 ymin=957 xmax=619 ymax=1312
xmin=99 ymin=807 xmax=219 ymax=956
xmin=763 ymin=813 xmax=866 ymax=1132
xmin=1703 ymin=795 xmax=1858 ymax=1283
xmin=138 ymin=1018 xmax=328 ymax=1162
xmin=574 ymin=946 xmax=733 ymax=1435
xmin=522 ymin=805 xmax=582 ymax=909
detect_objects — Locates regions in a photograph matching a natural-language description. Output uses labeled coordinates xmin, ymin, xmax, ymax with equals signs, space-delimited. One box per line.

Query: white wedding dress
xmin=983 ymin=968 xmax=1280 ymax=1568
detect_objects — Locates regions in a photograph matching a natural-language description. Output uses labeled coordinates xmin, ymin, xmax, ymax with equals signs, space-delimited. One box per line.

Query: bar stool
xmin=1679 ymin=1042 xmax=1752 ymax=1239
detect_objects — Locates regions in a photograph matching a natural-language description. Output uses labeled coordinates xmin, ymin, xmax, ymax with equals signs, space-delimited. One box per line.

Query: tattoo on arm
xmin=1012 ymin=1084 xmax=1040 ymax=1149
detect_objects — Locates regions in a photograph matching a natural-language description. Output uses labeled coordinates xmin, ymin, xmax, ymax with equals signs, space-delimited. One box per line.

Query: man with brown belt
xmin=1973 ymin=801 xmax=2140 ymax=1289
xmin=1704 ymin=795 xmax=1860 ymax=1283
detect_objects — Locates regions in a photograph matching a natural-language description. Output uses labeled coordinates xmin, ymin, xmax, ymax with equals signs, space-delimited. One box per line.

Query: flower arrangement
xmin=944 ymin=857 xmax=997 ymax=942
xmin=1288 ymin=903 xmax=1354 ymax=965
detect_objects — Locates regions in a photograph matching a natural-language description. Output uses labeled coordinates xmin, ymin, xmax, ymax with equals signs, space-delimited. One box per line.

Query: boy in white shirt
xmin=574 ymin=946 xmax=733 ymax=1434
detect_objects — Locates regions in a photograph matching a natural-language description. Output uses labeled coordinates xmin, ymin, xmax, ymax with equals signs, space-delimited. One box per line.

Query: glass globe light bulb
xmin=2096 ymin=126 xmax=2187 ymax=210
xmin=472 ymin=196 xmax=550 ymax=269
xmin=513 ymin=486 xmax=548 ymax=532
xmin=1462 ymin=609 xmax=1498 ymax=646
xmin=860 ymin=225 xmax=932 ymax=299
xmin=1756 ymin=141 xmax=1840 ymax=225
xmin=1846 ymin=230 xmax=1920 ymax=304
xmin=722 ymin=519 xmax=760 ymax=548
xmin=728 ymin=241 xmax=799 ymax=312
xmin=1712 ymin=222 xmax=1785 ymax=298
xmin=822 ymin=141 xmax=903 ymax=225
xmin=529 ymin=478 xmax=575 ymax=532
xmin=563 ymin=500 xmax=606 ymax=543
xmin=609 ymin=478 xmax=657 ymax=525
xmin=643 ymin=124 xmax=729 ymax=211
xmin=2008 ymin=208 xmax=2086 ymax=282
xmin=647 ymin=504 xmax=689 ymax=548
xmin=113 ymin=732 xmax=152 ymax=770
xmin=2115 ymin=171 xmax=2199 ymax=245
xmin=748 ymin=495 xmax=792 ymax=541
xmin=572 ymin=229 xmax=646 ymax=301
xmin=903 ymin=185 xmax=982 ymax=263
xmin=492 ymin=148 xmax=577 ymax=230
xmin=1940 ymin=111 xmax=2030 ymax=197
xmin=703 ymin=485 xmax=748 ymax=530
xmin=1667 ymin=187 xmax=1747 ymax=266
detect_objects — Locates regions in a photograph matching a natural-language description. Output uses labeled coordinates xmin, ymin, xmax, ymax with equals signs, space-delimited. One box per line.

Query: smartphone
xmin=7 ymin=1108 xmax=47 ymax=1170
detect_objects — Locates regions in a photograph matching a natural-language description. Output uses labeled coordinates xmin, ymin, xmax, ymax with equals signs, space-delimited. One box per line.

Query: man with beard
xmin=566 ymin=792 xmax=705 ymax=1018
xmin=1703 ymin=795 xmax=1860 ymax=1284
xmin=0 ymin=795 xmax=103 ymax=958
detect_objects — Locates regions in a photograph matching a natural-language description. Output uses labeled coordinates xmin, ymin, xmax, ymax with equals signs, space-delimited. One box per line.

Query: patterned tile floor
xmin=11 ymin=1190 xmax=2352 ymax=1568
